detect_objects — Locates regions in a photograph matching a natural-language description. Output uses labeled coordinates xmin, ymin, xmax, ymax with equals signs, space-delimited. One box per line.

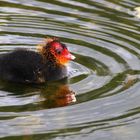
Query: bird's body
xmin=0 ymin=37 xmax=75 ymax=84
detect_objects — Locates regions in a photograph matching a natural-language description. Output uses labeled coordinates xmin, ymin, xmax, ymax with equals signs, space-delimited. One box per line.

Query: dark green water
xmin=0 ymin=0 xmax=140 ymax=139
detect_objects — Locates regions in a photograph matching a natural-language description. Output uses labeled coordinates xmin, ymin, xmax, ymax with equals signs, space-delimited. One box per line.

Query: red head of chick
xmin=37 ymin=37 xmax=75 ymax=65
xmin=0 ymin=37 xmax=75 ymax=83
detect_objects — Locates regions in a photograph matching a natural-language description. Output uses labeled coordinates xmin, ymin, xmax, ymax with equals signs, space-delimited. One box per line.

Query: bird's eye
xmin=56 ymin=49 xmax=62 ymax=54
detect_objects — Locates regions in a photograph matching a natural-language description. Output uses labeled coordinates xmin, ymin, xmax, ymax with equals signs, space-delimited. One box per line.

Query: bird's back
xmin=0 ymin=49 xmax=44 ymax=83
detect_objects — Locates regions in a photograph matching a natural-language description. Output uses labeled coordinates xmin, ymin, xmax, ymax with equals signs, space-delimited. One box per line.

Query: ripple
xmin=0 ymin=0 xmax=140 ymax=139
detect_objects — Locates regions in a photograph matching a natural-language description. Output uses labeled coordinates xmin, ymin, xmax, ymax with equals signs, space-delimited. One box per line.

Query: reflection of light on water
xmin=0 ymin=7 xmax=45 ymax=16
xmin=0 ymin=35 xmax=38 ymax=45
xmin=134 ymin=7 xmax=140 ymax=18
xmin=0 ymin=92 xmax=40 ymax=106
xmin=0 ymin=36 xmax=14 ymax=44
xmin=58 ymin=0 xmax=90 ymax=8
xmin=80 ymin=22 xmax=100 ymax=30
xmin=71 ymin=75 xmax=111 ymax=94
xmin=0 ymin=19 xmax=8 ymax=25
xmin=67 ymin=62 xmax=92 ymax=78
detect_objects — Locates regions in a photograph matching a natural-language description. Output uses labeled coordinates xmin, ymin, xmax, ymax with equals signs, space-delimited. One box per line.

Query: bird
xmin=0 ymin=37 xmax=75 ymax=84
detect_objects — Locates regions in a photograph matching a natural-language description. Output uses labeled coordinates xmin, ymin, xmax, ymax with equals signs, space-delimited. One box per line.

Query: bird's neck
xmin=44 ymin=60 xmax=67 ymax=81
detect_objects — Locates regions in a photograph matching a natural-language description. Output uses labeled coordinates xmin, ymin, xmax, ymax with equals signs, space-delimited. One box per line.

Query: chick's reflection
xmin=40 ymin=84 xmax=76 ymax=108
xmin=0 ymin=80 xmax=76 ymax=109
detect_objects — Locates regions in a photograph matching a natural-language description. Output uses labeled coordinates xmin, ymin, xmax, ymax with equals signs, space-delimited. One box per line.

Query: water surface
xmin=0 ymin=0 xmax=140 ymax=139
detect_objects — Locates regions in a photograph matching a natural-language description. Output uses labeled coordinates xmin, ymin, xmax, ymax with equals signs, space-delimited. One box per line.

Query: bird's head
xmin=37 ymin=37 xmax=75 ymax=65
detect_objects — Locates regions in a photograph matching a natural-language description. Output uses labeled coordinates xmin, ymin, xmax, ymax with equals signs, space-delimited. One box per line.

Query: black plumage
xmin=0 ymin=49 xmax=67 ymax=83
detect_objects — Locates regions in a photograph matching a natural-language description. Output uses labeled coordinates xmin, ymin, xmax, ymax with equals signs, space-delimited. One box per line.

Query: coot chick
xmin=0 ymin=37 xmax=75 ymax=83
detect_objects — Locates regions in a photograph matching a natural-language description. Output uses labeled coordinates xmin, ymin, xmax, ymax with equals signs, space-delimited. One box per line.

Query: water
xmin=0 ymin=0 xmax=140 ymax=139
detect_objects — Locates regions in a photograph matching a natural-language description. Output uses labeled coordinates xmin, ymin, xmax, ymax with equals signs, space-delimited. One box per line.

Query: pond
xmin=0 ymin=0 xmax=140 ymax=139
